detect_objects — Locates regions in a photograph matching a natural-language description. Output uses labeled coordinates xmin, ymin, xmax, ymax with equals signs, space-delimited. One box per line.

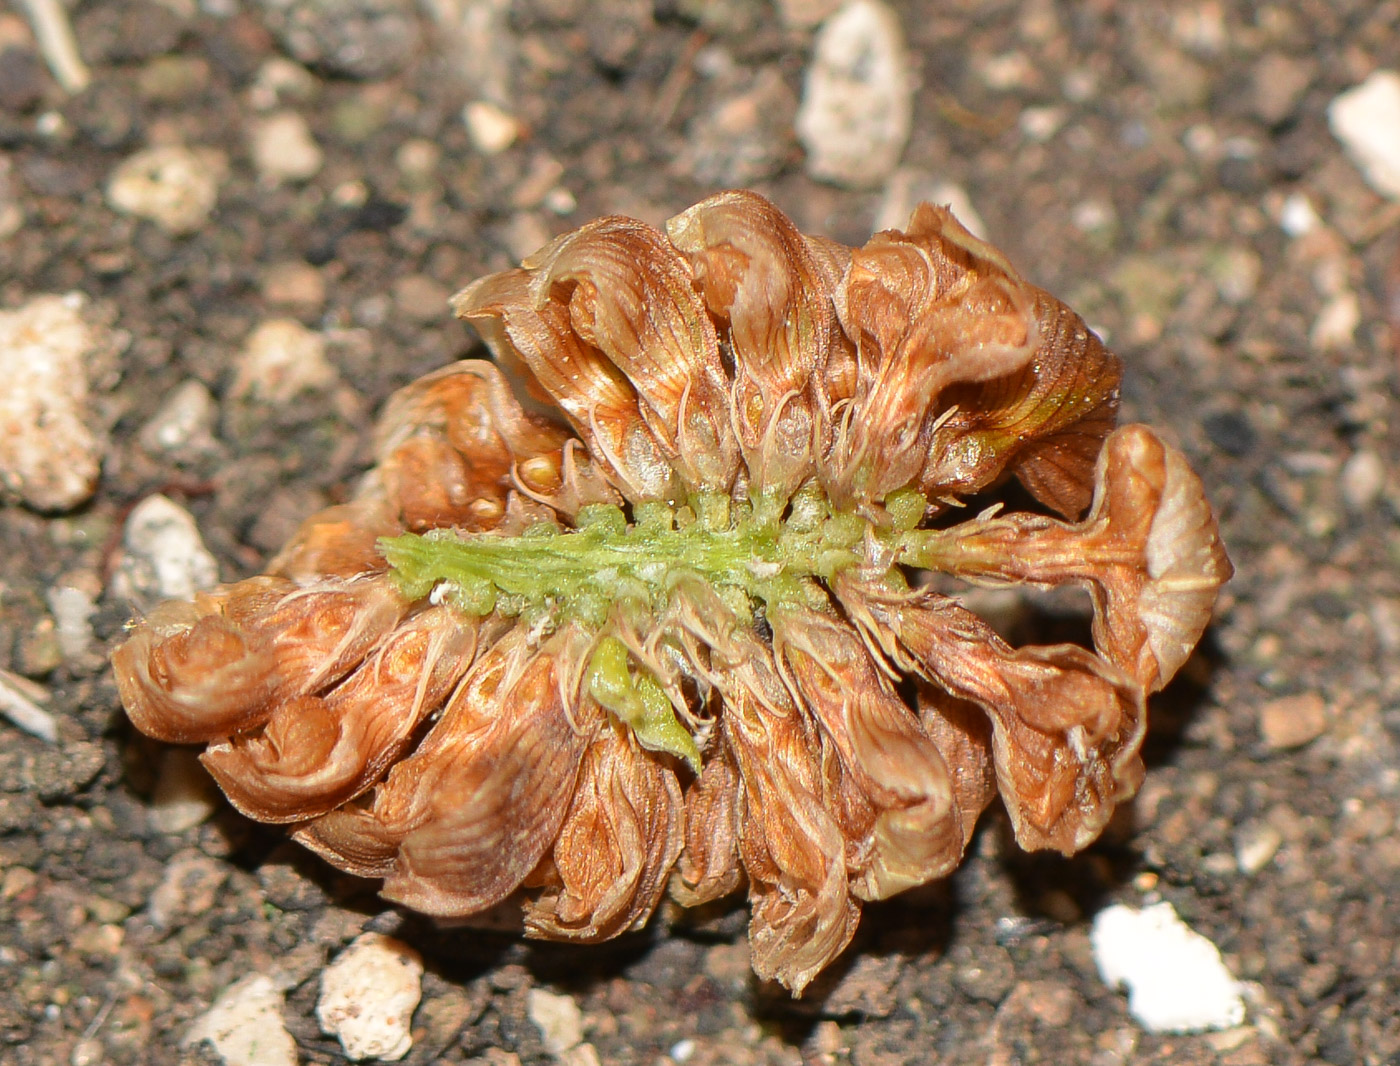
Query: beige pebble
xmin=183 ymin=974 xmax=297 ymax=1066
xmin=260 ymin=260 xmax=326 ymax=311
xmin=107 ymin=145 xmax=226 ymax=234
xmin=317 ymin=933 xmax=424 ymax=1061
xmin=796 ymin=0 xmax=913 ymax=187
xmin=526 ymin=987 xmax=584 ymax=1056
xmin=1258 ymin=692 xmax=1329 ymax=750
xmin=0 ymin=293 xmax=124 ymax=511
xmin=249 ymin=110 xmax=323 ymax=184
xmin=464 ymin=100 xmax=521 ymax=154
xmin=231 ymin=318 xmax=337 ymax=404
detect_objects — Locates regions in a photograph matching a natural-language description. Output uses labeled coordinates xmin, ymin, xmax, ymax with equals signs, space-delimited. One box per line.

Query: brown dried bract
xmin=112 ymin=191 xmax=1231 ymax=994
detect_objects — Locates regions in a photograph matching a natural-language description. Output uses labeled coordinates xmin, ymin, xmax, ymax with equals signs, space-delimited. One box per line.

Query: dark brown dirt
xmin=2 ymin=2 xmax=1399 ymax=1064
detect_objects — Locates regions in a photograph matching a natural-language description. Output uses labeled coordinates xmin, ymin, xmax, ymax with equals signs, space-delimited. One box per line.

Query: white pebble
xmin=527 ymin=987 xmax=584 ymax=1056
xmin=107 ymin=145 xmax=226 ymax=235
xmin=317 ymin=933 xmax=424 ymax=1062
xmin=1234 ymin=822 xmax=1283 ymax=876
xmin=112 ymin=495 xmax=220 ymax=604
xmin=1278 ymin=192 xmax=1319 ymax=237
xmin=0 ymin=293 xmax=122 ymax=511
xmin=249 ymin=110 xmax=323 ymax=184
xmin=148 ymin=748 xmax=220 ymax=833
xmin=46 ymin=584 xmax=98 ymax=661
xmin=1328 ymin=70 xmax=1400 ymax=200
xmin=464 ymin=100 xmax=521 ymax=155
xmin=1340 ymin=449 xmax=1386 ymax=511
xmin=231 ymin=318 xmax=337 ymax=405
xmin=183 ymin=974 xmax=297 ymax=1066
xmin=139 ymin=379 xmax=219 ymax=459
xmin=796 ymin=0 xmax=913 ymax=187
xmin=1309 ymin=291 xmax=1360 ymax=352
xmin=1091 ymin=901 xmax=1245 ymax=1034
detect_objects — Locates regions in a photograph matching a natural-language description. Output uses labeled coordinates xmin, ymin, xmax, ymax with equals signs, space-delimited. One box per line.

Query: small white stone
xmin=317 ymin=932 xmax=424 ymax=1062
xmin=1019 ymin=104 xmax=1067 ymax=142
xmin=1340 ymin=449 xmax=1386 ymax=511
xmin=1234 ymin=822 xmax=1283 ymax=876
xmin=139 ymin=379 xmax=219 ymax=458
xmin=183 ymin=974 xmax=298 ymax=1066
xmin=464 ymin=100 xmax=521 ymax=154
xmin=1310 ymin=290 xmax=1360 ymax=352
xmin=231 ymin=318 xmax=337 ymax=404
xmin=527 ymin=987 xmax=584 ymax=1056
xmin=0 ymin=293 xmax=123 ymax=511
xmin=1091 ymin=901 xmax=1245 ymax=1034
xmin=1328 ymin=70 xmax=1400 ymax=200
xmin=107 ymin=145 xmax=226 ymax=235
xmin=148 ymin=748 xmax=220 ymax=833
xmin=46 ymin=584 xmax=97 ymax=661
xmin=1278 ymin=192 xmax=1319 ymax=237
xmin=112 ymin=494 xmax=220 ymax=604
xmin=249 ymin=110 xmax=323 ymax=184
xmin=796 ymin=0 xmax=913 ymax=187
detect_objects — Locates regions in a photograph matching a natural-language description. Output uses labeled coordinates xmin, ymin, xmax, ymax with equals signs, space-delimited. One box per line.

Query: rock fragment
xmin=249 ymin=109 xmax=323 ymax=183
xmin=1258 ymin=692 xmax=1329 ymax=750
xmin=527 ymin=988 xmax=584 ymax=1057
xmin=795 ymin=0 xmax=913 ymax=187
xmin=1328 ymin=70 xmax=1400 ymax=199
xmin=230 ymin=318 xmax=337 ymax=404
xmin=0 ymin=292 xmax=123 ymax=511
xmin=183 ymin=974 xmax=298 ymax=1066
xmin=1091 ymin=901 xmax=1245 ymax=1034
xmin=317 ymin=932 xmax=424 ymax=1061
xmin=107 ymin=145 xmax=226 ymax=234
xmin=110 ymin=494 xmax=220 ymax=605
xmin=258 ymin=0 xmax=421 ymax=81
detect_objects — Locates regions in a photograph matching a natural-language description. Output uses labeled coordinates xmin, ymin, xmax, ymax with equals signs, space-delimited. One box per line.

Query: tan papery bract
xmin=266 ymin=495 xmax=402 ymax=581
xmin=921 ymin=290 xmax=1122 ymax=516
xmin=454 ymin=269 xmax=680 ymax=503
xmin=525 ymin=720 xmax=683 ymax=942
xmin=770 ymin=603 xmax=966 ymax=900
xmin=838 ymin=576 xmax=1146 ymax=854
xmin=667 ymin=191 xmax=831 ymax=502
xmin=294 ymin=624 xmax=594 ymax=914
xmin=201 ymin=606 xmax=479 ymax=822
xmin=822 ymin=205 xmax=1041 ymax=510
xmin=671 ymin=739 xmax=743 ymax=907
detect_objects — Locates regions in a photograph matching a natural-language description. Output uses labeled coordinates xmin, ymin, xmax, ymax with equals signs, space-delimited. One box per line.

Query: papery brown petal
xmin=200 ymin=606 xmax=478 ymax=822
xmin=915 ymin=682 xmax=998 ymax=847
xmin=666 ymin=191 xmax=830 ymax=500
xmin=671 ymin=739 xmax=743 ymax=908
xmin=669 ymin=587 xmax=857 ymax=994
xmin=911 ymin=424 xmax=1232 ymax=692
xmin=921 ymin=289 xmax=1121 ymax=516
xmin=454 ymin=269 xmax=679 ymax=503
xmin=769 ymin=603 xmax=965 ymax=901
xmin=524 ymin=217 xmax=740 ymax=494
xmin=525 ymin=722 xmax=683 ymax=941
xmin=838 ymin=577 xmax=1145 ymax=855
xmin=112 ymin=578 xmax=291 ymax=743
xmin=266 ymin=495 xmax=403 ymax=581
xmin=823 ymin=204 xmax=1041 ymax=509
xmin=294 ymin=624 xmax=592 ymax=916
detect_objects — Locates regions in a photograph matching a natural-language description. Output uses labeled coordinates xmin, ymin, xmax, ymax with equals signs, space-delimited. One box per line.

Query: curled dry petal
xmin=920 ymin=290 xmax=1122 ymax=516
xmin=200 ymin=606 xmax=479 ymax=822
xmin=294 ymin=624 xmax=592 ymax=915
xmin=823 ymin=205 xmax=1042 ymax=511
xmin=667 ymin=191 xmax=831 ymax=503
xmin=525 ymin=721 xmax=683 ymax=942
xmin=837 ymin=575 xmax=1145 ymax=854
xmin=266 ymin=495 xmax=402 ymax=581
xmin=671 ymin=740 xmax=743 ymax=908
xmin=903 ymin=424 xmax=1233 ymax=691
xmin=770 ymin=602 xmax=966 ymax=900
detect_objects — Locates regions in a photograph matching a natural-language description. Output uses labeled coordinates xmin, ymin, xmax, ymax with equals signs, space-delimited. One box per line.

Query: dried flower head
xmin=113 ymin=191 xmax=1231 ymax=993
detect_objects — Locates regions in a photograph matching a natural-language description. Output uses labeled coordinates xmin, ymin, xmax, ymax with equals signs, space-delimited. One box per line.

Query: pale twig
xmin=19 ymin=0 xmax=92 ymax=94
xmin=0 ymin=668 xmax=58 ymax=744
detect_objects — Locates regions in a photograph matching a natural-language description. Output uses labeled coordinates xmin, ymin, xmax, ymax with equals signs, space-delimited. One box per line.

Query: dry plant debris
xmin=113 ymin=190 xmax=1231 ymax=994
